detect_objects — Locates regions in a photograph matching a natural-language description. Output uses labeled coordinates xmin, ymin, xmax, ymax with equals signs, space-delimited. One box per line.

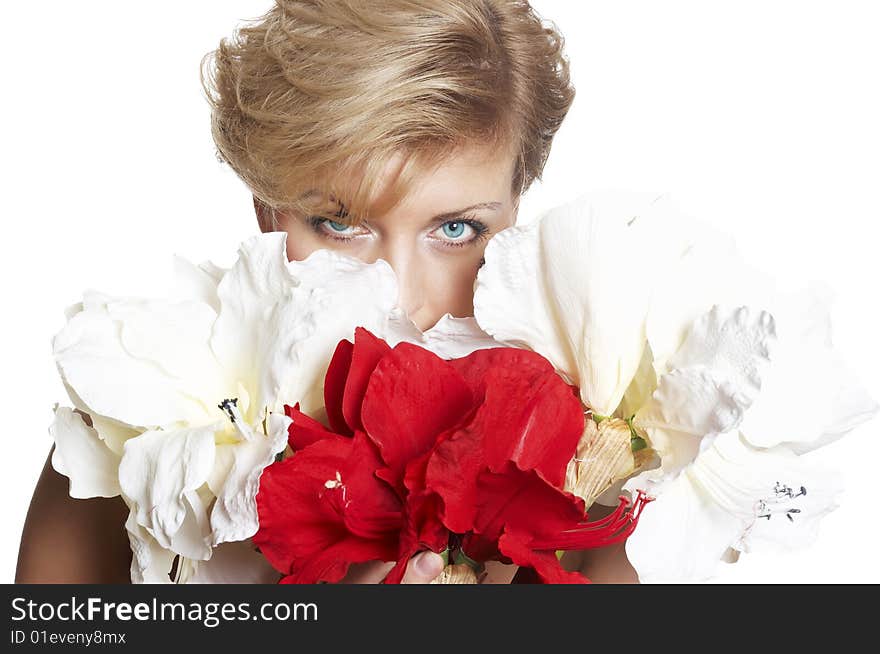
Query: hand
xmin=339 ymin=550 xmax=445 ymax=584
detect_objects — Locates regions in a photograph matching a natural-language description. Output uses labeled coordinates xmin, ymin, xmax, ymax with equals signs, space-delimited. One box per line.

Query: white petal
xmin=281 ymin=249 xmax=399 ymax=415
xmin=167 ymin=485 xmax=215 ymax=561
xmin=474 ymin=191 xmax=690 ymax=415
xmin=624 ymin=470 xmax=741 ymax=583
xmin=170 ymin=255 xmax=225 ymax=312
xmin=126 ymin=488 xmax=220 ymax=584
xmin=86 ymin=413 xmax=139 ymax=457
xmin=624 ymin=430 xmax=846 ymax=581
xmin=50 ymin=405 xmax=121 ymax=498
xmin=640 ymin=426 xmax=709 ymax=485
xmin=210 ymin=233 xmax=399 ymax=418
xmin=109 ymin=299 xmax=219 ymax=382
xmin=188 ymin=540 xmax=281 ymax=584
xmin=383 ymin=309 xmax=503 ymax=358
xmin=119 ymin=425 xmax=217 ymax=555
xmin=636 ymin=305 xmax=774 ymax=476
xmin=665 ymin=306 xmax=775 ymax=394
xmin=109 ymin=297 xmax=227 ymax=408
xmin=642 ymin=367 xmax=753 ymax=437
xmin=646 ymin=221 xmax=776 ymax=376
xmin=800 ymin=353 xmax=879 ymax=453
xmin=208 ymin=232 xmax=296 ymax=402
xmin=63 ymin=300 xmax=84 ymax=322
xmin=60 ymin=380 xmax=141 ymax=456
xmin=616 ymin=342 xmax=658 ymax=422
xmin=207 ymin=441 xmax=236 ymax=498
xmin=126 ymin=510 xmax=177 ymax=584
xmin=54 ymin=292 xmax=217 ymax=429
xmin=710 ymin=432 xmax=845 ymax=554
xmin=210 ymin=412 xmax=291 ymax=546
xmin=474 ymin=220 xmax=563 ymax=360
xmin=740 ymin=286 xmax=879 ymax=449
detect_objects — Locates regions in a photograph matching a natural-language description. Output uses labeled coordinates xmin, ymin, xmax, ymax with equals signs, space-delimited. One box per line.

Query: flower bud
xmin=565 ymin=417 xmax=652 ymax=509
xmin=429 ymin=563 xmax=480 ymax=584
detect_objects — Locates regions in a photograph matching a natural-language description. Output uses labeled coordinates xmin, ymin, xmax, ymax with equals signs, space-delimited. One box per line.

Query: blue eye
xmin=327 ymin=220 xmax=351 ymax=232
xmin=429 ymin=217 xmax=490 ymax=249
xmin=306 ymin=214 xmax=370 ymax=242
xmin=441 ymin=222 xmax=467 ymax=239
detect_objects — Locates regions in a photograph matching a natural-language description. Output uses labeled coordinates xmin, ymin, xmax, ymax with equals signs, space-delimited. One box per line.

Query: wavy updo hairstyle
xmin=201 ymin=0 xmax=575 ymax=227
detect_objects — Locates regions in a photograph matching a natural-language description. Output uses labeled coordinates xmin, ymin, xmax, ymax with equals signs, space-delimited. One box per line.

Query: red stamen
xmin=532 ymin=490 xmax=654 ymax=550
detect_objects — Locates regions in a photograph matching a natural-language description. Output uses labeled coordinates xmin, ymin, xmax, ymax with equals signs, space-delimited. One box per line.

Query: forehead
xmin=303 ymin=143 xmax=517 ymax=218
xmin=395 ymin=144 xmax=516 ymax=197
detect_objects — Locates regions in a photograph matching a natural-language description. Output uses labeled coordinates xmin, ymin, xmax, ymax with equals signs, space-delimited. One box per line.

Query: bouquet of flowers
xmin=254 ymin=327 xmax=652 ymax=584
xmin=48 ymin=190 xmax=877 ymax=583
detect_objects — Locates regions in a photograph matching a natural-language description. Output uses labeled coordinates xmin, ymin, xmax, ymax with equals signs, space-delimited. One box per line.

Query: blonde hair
xmin=201 ymin=0 xmax=575 ymax=227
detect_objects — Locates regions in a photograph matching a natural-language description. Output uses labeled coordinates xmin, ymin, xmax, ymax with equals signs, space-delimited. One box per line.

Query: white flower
xmin=630 ymin=304 xmax=776 ymax=486
xmin=621 ymin=220 xmax=878 ymax=581
xmin=623 ymin=431 xmax=845 ymax=583
xmin=383 ymin=308 xmax=503 ymax=359
xmin=475 ymin=190 xmax=776 ymax=481
xmin=622 ymin=285 xmax=878 ymax=581
xmin=50 ymin=232 xmax=400 ymax=583
xmin=472 ymin=189 xmax=877 ymax=581
xmin=736 ymin=285 xmax=879 ymax=453
xmin=474 ymin=190 xmax=691 ymax=416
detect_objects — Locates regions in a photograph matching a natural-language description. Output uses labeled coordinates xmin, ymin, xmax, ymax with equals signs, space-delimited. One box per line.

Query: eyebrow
xmin=426 ymin=202 xmax=503 ymax=225
xmin=298 ymin=190 xmax=502 ymax=223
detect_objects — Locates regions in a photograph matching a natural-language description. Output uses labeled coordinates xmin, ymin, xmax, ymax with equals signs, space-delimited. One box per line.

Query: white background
xmin=1 ymin=1 xmax=878 ymax=583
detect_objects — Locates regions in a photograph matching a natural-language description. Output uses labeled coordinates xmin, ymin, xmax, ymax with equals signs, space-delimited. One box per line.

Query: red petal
xmin=423 ymin=357 xmax=584 ymax=534
xmin=500 ymin=493 xmax=653 ymax=584
xmin=497 ymin=528 xmax=588 ymax=584
xmin=254 ymin=439 xmax=351 ymax=577
xmin=284 ymin=403 xmax=339 ymax=450
xmin=282 ymin=535 xmax=399 ymax=584
xmin=339 ymin=432 xmax=405 ymax=539
xmin=323 ymin=339 xmax=354 ymax=436
xmin=383 ymin=451 xmax=451 ymax=585
xmin=341 ymin=327 xmax=392 ymax=434
xmin=445 ymin=347 xmax=585 ymax=487
xmin=253 ymin=429 xmax=403 ymax=584
xmin=469 ymin=464 xmax=587 ymax=546
xmin=423 ymin=413 xmax=486 ymax=533
xmin=479 ymin=367 xmax=583 ymax=487
xmin=528 ymin=491 xmax=654 ymax=551
xmin=447 ymin=347 xmax=553 ymax=398
xmin=391 ymin=454 xmax=449 ymax=580
xmin=459 ymin=531 xmax=502 ymax=563
xmin=361 ymin=341 xmax=473 ymax=487
xmin=384 ymin=490 xmax=448 ymax=585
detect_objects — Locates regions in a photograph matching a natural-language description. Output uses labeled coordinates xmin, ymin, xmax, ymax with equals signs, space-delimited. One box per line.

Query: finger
xmin=400 ymin=551 xmax=444 ymax=584
xmin=339 ymin=560 xmax=395 ymax=584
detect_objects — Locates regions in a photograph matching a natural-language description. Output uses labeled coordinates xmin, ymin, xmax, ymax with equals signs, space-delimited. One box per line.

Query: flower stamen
xmin=218 ymin=397 xmax=253 ymax=441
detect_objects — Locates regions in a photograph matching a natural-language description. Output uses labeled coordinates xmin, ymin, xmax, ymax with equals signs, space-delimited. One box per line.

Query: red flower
xmin=254 ymin=327 xmax=651 ymax=584
xmin=413 ymin=349 xmax=650 ymax=583
xmin=462 ymin=464 xmax=650 ymax=583
xmin=254 ymin=423 xmax=403 ymax=583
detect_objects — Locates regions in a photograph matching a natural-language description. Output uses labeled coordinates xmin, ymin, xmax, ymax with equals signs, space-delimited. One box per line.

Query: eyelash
xmin=305 ymin=214 xmax=491 ymax=249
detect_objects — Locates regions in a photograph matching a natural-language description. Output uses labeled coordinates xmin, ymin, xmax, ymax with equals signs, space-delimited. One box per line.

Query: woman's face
xmin=259 ymin=145 xmax=520 ymax=331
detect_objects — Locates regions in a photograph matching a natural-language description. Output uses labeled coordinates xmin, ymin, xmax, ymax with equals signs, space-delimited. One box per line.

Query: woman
xmin=16 ymin=0 xmax=637 ymax=584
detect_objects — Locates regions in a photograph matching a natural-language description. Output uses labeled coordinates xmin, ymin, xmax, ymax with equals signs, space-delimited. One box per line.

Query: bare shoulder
xmin=15 ymin=439 xmax=132 ymax=584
